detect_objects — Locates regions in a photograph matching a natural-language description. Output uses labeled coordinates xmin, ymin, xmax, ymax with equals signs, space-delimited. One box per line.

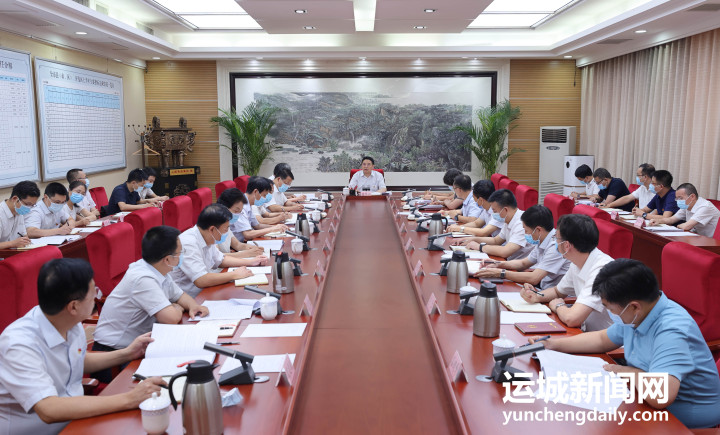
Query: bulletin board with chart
xmin=35 ymin=58 xmax=126 ymax=181
xmin=0 ymin=47 xmax=39 ymax=188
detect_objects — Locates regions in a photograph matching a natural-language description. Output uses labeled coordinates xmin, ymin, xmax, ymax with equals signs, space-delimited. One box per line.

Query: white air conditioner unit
xmin=538 ymin=126 xmax=576 ymax=203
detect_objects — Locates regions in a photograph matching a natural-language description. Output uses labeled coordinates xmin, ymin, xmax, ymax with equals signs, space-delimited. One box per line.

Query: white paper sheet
xmin=71 ymin=227 xmax=101 ymax=234
xmin=86 ymin=220 xmax=104 ymax=227
xmin=247 ymin=266 xmax=272 ymax=274
xmin=234 ymin=274 xmax=269 ymax=286
xmin=219 ymin=354 xmax=296 ymax=374
xmin=240 ymin=323 xmax=307 ymax=338
xmin=134 ymin=324 xmax=219 ymax=376
xmin=188 ymin=300 xmax=253 ymax=321
xmin=654 ymin=231 xmax=698 ymax=237
xmin=250 ymin=240 xmax=284 ymax=250
xmin=498 ymin=292 xmax=552 ymax=313
xmin=135 ymin=354 xmax=215 ymax=377
xmin=32 ymin=235 xmax=81 ymax=245
xmin=442 ymin=250 xmax=490 ymax=260
xmin=500 ymin=312 xmax=553 ymax=325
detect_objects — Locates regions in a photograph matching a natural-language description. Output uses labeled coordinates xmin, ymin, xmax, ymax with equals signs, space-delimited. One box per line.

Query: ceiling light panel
xmin=469 ymin=13 xmax=549 ymax=28
xmin=179 ymin=14 xmax=262 ymax=29
xmin=151 ymin=0 xmax=246 ymax=13
xmin=483 ymin=0 xmax=575 ymax=13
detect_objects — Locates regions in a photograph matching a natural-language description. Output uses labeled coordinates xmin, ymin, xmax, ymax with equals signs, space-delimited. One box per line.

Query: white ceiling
xmin=0 ymin=0 xmax=719 ymax=67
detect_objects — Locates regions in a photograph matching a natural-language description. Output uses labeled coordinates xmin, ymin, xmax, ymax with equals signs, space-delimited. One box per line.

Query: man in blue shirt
xmin=632 ymin=169 xmax=679 ymax=218
xmin=442 ymin=174 xmax=482 ymax=224
xmin=531 ymin=259 xmax=720 ymax=429
xmin=592 ymin=168 xmax=633 ymax=212
xmin=106 ymin=169 xmax=153 ymax=215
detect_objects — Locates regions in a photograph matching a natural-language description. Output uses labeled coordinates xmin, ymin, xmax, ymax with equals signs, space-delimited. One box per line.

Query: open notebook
xmin=134 ymin=323 xmax=219 ymax=377
xmin=498 ymin=292 xmax=551 ymax=314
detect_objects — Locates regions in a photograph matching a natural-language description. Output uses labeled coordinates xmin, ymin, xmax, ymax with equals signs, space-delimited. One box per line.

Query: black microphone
xmin=493 ymin=342 xmax=545 ymax=362
xmin=428 ymin=232 xmax=452 ymax=241
xmin=286 ymin=230 xmax=309 ymax=242
xmin=244 ymin=285 xmax=281 ymax=299
xmin=203 ymin=342 xmax=254 ymax=363
xmin=204 ymin=342 xmax=257 ymax=385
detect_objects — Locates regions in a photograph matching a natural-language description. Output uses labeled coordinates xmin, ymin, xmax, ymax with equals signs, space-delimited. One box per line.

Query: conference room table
xmin=63 ymin=194 xmax=691 ymax=434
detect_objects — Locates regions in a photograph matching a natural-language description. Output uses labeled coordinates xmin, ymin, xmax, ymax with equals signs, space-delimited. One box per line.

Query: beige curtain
xmin=580 ymin=28 xmax=720 ymax=199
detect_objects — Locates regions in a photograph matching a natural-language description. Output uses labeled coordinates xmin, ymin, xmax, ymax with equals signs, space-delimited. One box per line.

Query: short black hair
xmin=11 ymin=181 xmax=40 ymax=200
xmin=197 ymin=203 xmax=232 ymax=230
xmin=361 ymin=156 xmax=375 ymax=165
xmin=443 ymin=169 xmax=463 ymax=186
xmin=521 ymin=205 xmax=554 ymax=232
xmin=45 ymin=182 xmax=68 ymax=199
xmin=574 ymin=164 xmax=593 ymax=178
xmin=142 ymin=225 xmax=181 ymax=263
xmin=556 ymin=214 xmax=598 ymax=253
xmin=593 ymin=168 xmax=612 ymax=180
xmin=676 ymin=183 xmax=698 ymax=198
xmin=66 ymin=168 xmax=84 ymax=183
xmin=638 ymin=163 xmax=655 ymax=178
xmin=652 ymin=170 xmax=673 ymax=188
xmin=246 ymin=176 xmax=272 ymax=195
xmin=592 ymin=259 xmax=661 ymax=306
xmin=143 ymin=167 xmax=158 ymax=178
xmin=488 ymin=189 xmax=517 ymax=209
xmin=38 ymin=258 xmax=93 ymax=315
xmin=275 ymin=167 xmax=294 ymax=181
xmin=273 ymin=163 xmax=291 ymax=178
xmin=472 ymin=179 xmax=495 ymax=201
xmin=127 ymin=168 xmax=145 ymax=183
xmin=453 ymin=174 xmax=472 ymax=191
xmin=217 ymin=188 xmax=248 ymax=209
xmin=68 ymin=180 xmax=87 ymax=194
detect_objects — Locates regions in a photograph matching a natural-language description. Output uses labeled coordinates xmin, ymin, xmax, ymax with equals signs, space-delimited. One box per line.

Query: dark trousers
xmin=90 ymin=342 xmax=127 ymax=384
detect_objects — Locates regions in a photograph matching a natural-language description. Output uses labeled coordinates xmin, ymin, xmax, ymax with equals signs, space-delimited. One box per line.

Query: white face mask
xmin=607 ymin=303 xmax=638 ymax=328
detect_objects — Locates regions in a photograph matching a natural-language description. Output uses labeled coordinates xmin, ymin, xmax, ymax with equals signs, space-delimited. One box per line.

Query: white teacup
xmin=139 ymin=392 xmax=170 ymax=435
xmin=317 ymin=202 xmax=326 ymax=211
xmin=291 ymin=238 xmax=303 ymax=254
xmin=492 ymin=335 xmax=517 ymax=366
xmin=260 ymin=294 xmax=278 ymax=320
xmin=311 ymin=210 xmax=321 ymax=221
xmin=342 ymin=187 xmax=350 ymax=195
xmin=321 ymin=193 xmax=329 ymax=201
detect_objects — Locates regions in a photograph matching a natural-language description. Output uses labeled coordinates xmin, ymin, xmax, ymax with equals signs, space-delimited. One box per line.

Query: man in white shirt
xmin=265 ymin=166 xmax=304 ymax=213
xmin=457 ymin=189 xmax=532 ymax=260
xmin=169 ymin=204 xmax=265 ymax=298
xmin=476 ymin=205 xmax=570 ymax=289
xmin=649 ymin=183 xmax=720 ymax=237
xmin=423 ymin=168 xmax=464 ymax=210
xmin=603 ymin=163 xmax=656 ymax=210
xmin=348 ymin=156 xmax=386 ymax=193
xmin=138 ymin=167 xmax=169 ymax=203
xmin=66 ymin=168 xmax=99 ymax=217
xmin=216 ymin=188 xmax=271 ymax=258
xmin=250 ymin=173 xmax=292 ymax=225
xmin=233 ymin=177 xmax=288 ymax=241
xmin=441 ymin=175 xmax=482 ymax=224
xmin=520 ymin=214 xmax=613 ymax=331
xmin=0 ymin=181 xmax=39 ymax=249
xmin=0 ymin=258 xmax=164 ymax=434
xmin=447 ymin=179 xmax=504 ymax=237
xmin=570 ymin=164 xmax=600 ymax=200
xmin=25 ymin=183 xmax=75 ymax=238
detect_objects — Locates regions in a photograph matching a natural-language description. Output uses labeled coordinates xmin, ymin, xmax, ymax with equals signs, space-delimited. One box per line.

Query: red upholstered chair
xmin=498 ymin=178 xmax=519 ymax=194
xmin=348 ymin=169 xmax=385 ymax=182
xmin=628 ymin=183 xmax=640 ymax=193
xmin=163 ymin=195 xmax=194 ymax=232
xmin=0 ymin=246 xmax=62 ymax=332
xmin=491 ymin=173 xmax=507 ymax=190
xmin=593 ymin=218 xmax=633 ymax=259
xmin=662 ymin=242 xmax=720 ymax=342
xmin=515 ymin=185 xmax=538 ymax=210
xmin=543 ymin=193 xmax=574 ymax=227
xmin=124 ymin=207 xmax=163 ymax=260
xmin=234 ymin=175 xmax=251 ymax=193
xmin=709 ymin=199 xmax=720 ymax=210
xmin=572 ymin=204 xmax=610 ymax=221
xmin=86 ymin=222 xmax=135 ymax=300
xmin=188 ymin=187 xmax=212 ymax=223
xmin=215 ymin=180 xmax=235 ymax=199
xmin=89 ymin=187 xmax=108 ymax=209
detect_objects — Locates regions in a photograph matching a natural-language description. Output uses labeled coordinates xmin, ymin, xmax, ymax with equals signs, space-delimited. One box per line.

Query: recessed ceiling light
xmin=635 ymin=29 xmax=647 ymax=34
xmin=152 ymin=56 xmax=161 ymax=60
xmin=564 ymin=55 xmax=572 ymax=58
xmin=113 ymin=59 xmax=122 ymax=62
xmin=462 ymin=56 xmax=468 ymax=59
xmin=75 ymin=31 xmax=87 ymax=35
xmin=303 ymin=26 xmax=316 ymax=30
xmin=414 ymin=25 xmax=427 ymax=29
xmin=424 ymin=9 xmax=436 ymax=13
xmin=295 ymin=9 xmax=307 ymax=14
xmin=359 ymin=57 xmax=366 ymax=60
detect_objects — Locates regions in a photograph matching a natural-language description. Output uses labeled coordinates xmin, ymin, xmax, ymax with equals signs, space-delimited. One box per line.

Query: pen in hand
xmin=132 ymin=373 xmax=168 ymax=389
xmin=520 ymin=335 xmax=551 ymax=347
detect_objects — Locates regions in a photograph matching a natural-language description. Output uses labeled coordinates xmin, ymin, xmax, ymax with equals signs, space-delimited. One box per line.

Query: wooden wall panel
xmin=144 ymin=61 xmax=219 ymax=199
xmin=508 ymin=60 xmax=582 ymax=189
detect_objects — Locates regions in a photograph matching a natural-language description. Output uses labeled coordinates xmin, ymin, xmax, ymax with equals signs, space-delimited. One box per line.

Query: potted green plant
xmin=211 ymin=101 xmax=280 ymax=177
xmin=453 ymin=99 xmax=523 ymax=179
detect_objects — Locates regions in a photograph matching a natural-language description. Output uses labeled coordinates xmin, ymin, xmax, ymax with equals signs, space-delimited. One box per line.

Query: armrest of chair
xmin=607 ymin=347 xmax=625 ymax=363
xmin=82 ymin=378 xmax=99 ymax=395
xmin=706 ymin=339 xmax=720 ymax=354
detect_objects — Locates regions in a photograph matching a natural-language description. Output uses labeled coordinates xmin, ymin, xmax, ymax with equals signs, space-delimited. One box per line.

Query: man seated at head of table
xmin=66 ymin=168 xmax=100 ymax=217
xmin=106 ymin=168 xmax=155 ymax=215
xmin=0 ymin=258 xmax=164 ymax=435
xmin=216 ymin=188 xmax=271 ymax=258
xmin=169 ymin=203 xmax=266 ymax=298
xmin=264 ymin=165 xmax=305 ymax=213
xmin=65 ymin=180 xmax=96 ymax=227
xmin=603 ymin=163 xmax=656 ymax=210
xmin=454 ymin=188 xmax=533 ymax=260
xmin=649 ymin=183 xmax=720 ymax=237
xmin=475 ymin=205 xmax=570 ymax=289
xmin=0 ymin=180 xmax=40 ymax=249
xmin=440 ymin=174 xmax=482 ymax=224
xmin=447 ymin=179 xmax=504 ymax=237
xmin=519 ymin=214 xmax=613 ymax=331
xmin=422 ymin=168 xmax=464 ymax=210
xmin=630 ymin=169 xmax=679 ymax=219
xmin=91 ymin=225 xmax=209 ymax=383
xmin=592 ymin=168 xmax=634 ymax=212
xmin=25 ymin=182 xmax=76 ymax=238
xmin=529 ymin=259 xmax=720 ymax=429
xmin=233 ymin=177 xmax=289 ymax=241
xmin=138 ymin=167 xmax=169 ymax=204
xmin=348 ymin=156 xmax=386 ymax=193
xmin=569 ymin=164 xmax=600 ymax=201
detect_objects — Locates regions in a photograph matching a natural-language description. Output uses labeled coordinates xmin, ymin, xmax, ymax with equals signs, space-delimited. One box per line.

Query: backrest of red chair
xmin=188 ymin=188 xmax=212 ymax=223
xmin=498 ymin=178 xmax=519 ymax=194
xmin=593 ymin=218 xmax=633 ymax=259
xmin=662 ymin=241 xmax=720 ymax=342
xmin=234 ymin=176 xmax=251 ymax=193
xmin=572 ymin=204 xmax=610 ymax=221
xmin=628 ymin=183 xmax=640 ymax=193
xmin=515 ymin=185 xmax=538 ymax=210
xmin=709 ymin=200 xmax=720 ymax=240
xmin=0 ymin=246 xmax=62 ymax=332
xmin=86 ymin=222 xmax=134 ymax=296
xmin=89 ymin=187 xmax=108 ymax=209
xmin=124 ymin=207 xmax=163 ymax=260
xmin=215 ymin=180 xmax=235 ymax=199
xmin=543 ymin=194 xmax=574 ymax=227
xmin=349 ymin=169 xmax=385 ymax=182
xmin=163 ymin=195 xmax=194 ymax=232
xmin=491 ymin=173 xmax=508 ymax=190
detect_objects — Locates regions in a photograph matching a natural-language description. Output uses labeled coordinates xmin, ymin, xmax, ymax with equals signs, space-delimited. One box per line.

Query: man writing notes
xmin=215 ymin=188 xmax=269 ymax=258
xmin=475 ymin=205 xmax=570 ymax=289
xmin=592 ymin=168 xmax=633 ymax=212
xmin=0 ymin=181 xmax=39 ymax=249
xmin=0 ymin=258 xmax=164 ymax=434
xmin=138 ymin=167 xmax=169 ymax=204
xmin=441 ymin=174 xmax=482 ymax=224
xmin=234 ymin=177 xmax=289 ymax=241
xmin=423 ymin=168 xmax=464 ymax=210
xmin=66 ymin=168 xmax=100 ymax=217
xmin=348 ymin=156 xmax=386 ymax=193
xmin=519 ymin=214 xmax=613 ymax=331
xmin=106 ymin=169 xmax=154 ymax=215
xmin=25 ymin=183 xmax=75 ymax=238
xmin=265 ymin=166 xmax=304 ymax=213
xmin=649 ymin=183 xmax=720 ymax=237
xmin=569 ymin=164 xmax=600 ymax=200
xmin=529 ymin=259 xmax=720 ymax=429
xmin=447 ymin=180 xmax=504 ymax=237
xmin=169 ymin=204 xmax=266 ymax=298
xmin=632 ymin=169 xmax=679 ymax=218
xmin=603 ymin=163 xmax=655 ymax=210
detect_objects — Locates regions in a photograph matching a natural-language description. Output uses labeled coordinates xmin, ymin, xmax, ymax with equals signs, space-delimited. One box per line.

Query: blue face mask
xmin=608 ymin=303 xmax=637 ymax=328
xmin=676 ymin=199 xmax=689 ymax=210
xmin=524 ymin=229 xmax=540 ymax=246
xmin=144 ymin=182 xmax=153 ymax=189
xmin=135 ymin=184 xmax=143 ymax=192
xmin=14 ymin=199 xmax=31 ymax=216
xmin=648 ymin=184 xmax=656 ymax=194
xmin=85 ymin=178 xmax=90 ymax=187
xmin=278 ymin=183 xmax=290 ymax=193
xmin=175 ymin=252 xmax=184 ymax=269
xmin=579 ymin=179 xmax=587 ymax=185
xmin=598 ymin=183 xmax=607 ymax=191
xmin=636 ymin=176 xmax=642 ymax=185
xmin=214 ymin=228 xmax=229 ymax=245
xmin=265 ymin=193 xmax=273 ymax=202
xmin=448 ymin=185 xmax=455 ymax=192
xmin=255 ymin=196 xmax=267 ymax=207
xmin=70 ymin=192 xmax=84 ymax=204
xmin=492 ymin=208 xmax=505 ymax=222
xmin=48 ymin=201 xmax=64 ymax=214
xmin=555 ymin=240 xmax=566 ymax=257
xmin=230 ymin=213 xmax=240 ymax=224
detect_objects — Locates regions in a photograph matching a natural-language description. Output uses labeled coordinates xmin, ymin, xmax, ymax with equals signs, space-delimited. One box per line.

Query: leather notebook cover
xmin=515 ymin=322 xmax=566 ymax=334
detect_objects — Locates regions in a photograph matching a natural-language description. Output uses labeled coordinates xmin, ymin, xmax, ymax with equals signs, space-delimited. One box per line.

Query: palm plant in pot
xmin=211 ymin=101 xmax=280 ymax=177
xmin=453 ymin=99 xmax=523 ymax=179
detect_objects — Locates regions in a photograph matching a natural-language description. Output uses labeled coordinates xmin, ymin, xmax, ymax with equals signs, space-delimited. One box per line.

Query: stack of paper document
xmin=498 ymin=292 xmax=551 ymax=313
xmin=135 ymin=323 xmax=220 ymax=377
xmin=189 ymin=300 xmax=254 ymax=321
xmin=251 ymin=240 xmax=284 ymax=251
xmin=500 ymin=312 xmax=553 ymax=325
xmin=86 ymin=220 xmax=104 ymax=227
xmin=234 ymin=274 xmax=269 ymax=286
xmin=31 ymin=235 xmax=82 ymax=245
xmin=285 ymin=214 xmax=298 ymax=225
xmin=645 ymin=224 xmax=683 ymax=232
xmin=220 ymin=354 xmax=296 ymax=375
xmin=71 ymin=227 xmax=102 ymax=234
